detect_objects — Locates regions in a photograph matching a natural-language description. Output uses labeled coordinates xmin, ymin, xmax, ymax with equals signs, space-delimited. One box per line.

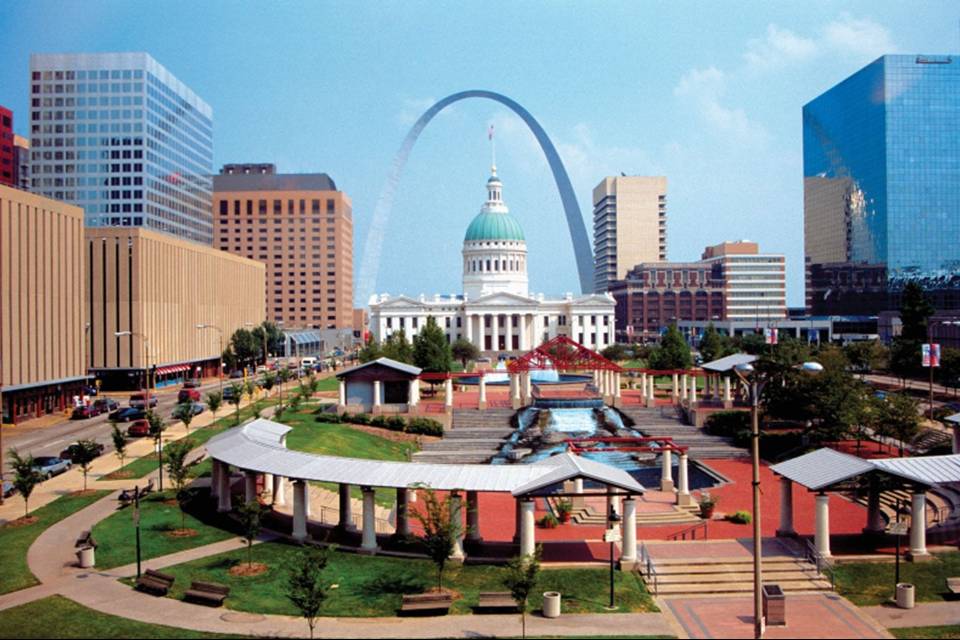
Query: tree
xmin=261 ymin=371 xmax=277 ymax=397
xmin=111 ymin=422 xmax=128 ymax=470
xmin=228 ymin=381 xmax=245 ymax=425
xmin=146 ymin=410 xmax=167 ymax=487
xmin=72 ymin=439 xmax=101 ymax=491
xmin=172 ymin=401 xmax=194 ymax=432
xmin=358 ymin=337 xmax=382 ymax=363
xmin=277 ymin=368 xmax=293 ymax=409
xmin=8 ymin=449 xmax=42 ymax=518
xmin=937 ymin=347 xmax=960 ymax=396
xmin=843 ymin=340 xmax=885 ymax=377
xmin=502 ymin=546 xmax=542 ymax=640
xmin=238 ymin=499 xmax=262 ymax=568
xmin=648 ymin=324 xmax=692 ymax=370
xmin=382 ymin=330 xmax=414 ymax=364
xmin=452 ymin=338 xmax=480 ymax=369
xmin=205 ymin=390 xmax=223 ymax=419
xmin=878 ymin=393 xmax=922 ymax=457
xmin=698 ymin=323 xmax=730 ymax=364
xmin=252 ymin=321 xmax=284 ymax=362
xmin=600 ymin=343 xmax=629 ymax=362
xmin=411 ymin=487 xmax=462 ymax=591
xmin=413 ymin=317 xmax=454 ymax=373
xmin=163 ymin=438 xmax=194 ymax=530
xmin=900 ymin=282 xmax=934 ymax=343
xmin=889 ymin=338 xmax=921 ymax=385
xmin=286 ymin=546 xmax=331 ymax=640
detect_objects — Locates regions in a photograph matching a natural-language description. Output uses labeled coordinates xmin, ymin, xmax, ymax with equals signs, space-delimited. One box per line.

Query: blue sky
xmin=2 ymin=1 xmax=958 ymax=307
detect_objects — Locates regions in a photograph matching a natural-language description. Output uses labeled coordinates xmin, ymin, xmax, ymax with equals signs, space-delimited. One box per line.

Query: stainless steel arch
xmin=357 ymin=90 xmax=594 ymax=304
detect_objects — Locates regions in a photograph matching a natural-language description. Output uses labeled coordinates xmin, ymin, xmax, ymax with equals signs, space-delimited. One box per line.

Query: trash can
xmin=896 ymin=583 xmax=915 ymax=609
xmin=76 ymin=546 xmax=96 ymax=568
xmin=762 ymin=584 xmax=785 ymax=626
xmin=542 ymin=591 xmax=561 ymax=618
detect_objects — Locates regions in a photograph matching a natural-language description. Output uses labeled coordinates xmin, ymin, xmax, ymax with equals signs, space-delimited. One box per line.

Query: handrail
xmin=803 ymin=538 xmax=835 ymax=590
xmin=667 ymin=520 xmax=708 ymax=541
xmin=638 ymin=542 xmax=658 ymax=596
xmin=319 ymin=506 xmax=393 ymax=534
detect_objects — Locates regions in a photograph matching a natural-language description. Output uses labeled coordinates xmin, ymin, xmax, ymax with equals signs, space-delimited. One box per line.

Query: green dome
xmin=464 ymin=211 xmax=525 ymax=242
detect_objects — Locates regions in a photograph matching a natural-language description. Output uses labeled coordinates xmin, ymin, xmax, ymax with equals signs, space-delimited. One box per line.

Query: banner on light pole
xmin=922 ymin=343 xmax=941 ymax=368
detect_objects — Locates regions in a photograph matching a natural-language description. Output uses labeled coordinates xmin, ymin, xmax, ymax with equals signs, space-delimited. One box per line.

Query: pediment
xmin=374 ymin=295 xmax=426 ymax=309
xmin=467 ymin=291 xmax=538 ymax=307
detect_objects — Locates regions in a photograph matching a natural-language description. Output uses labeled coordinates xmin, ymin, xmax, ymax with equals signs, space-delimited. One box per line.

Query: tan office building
xmin=86 ymin=227 xmax=265 ymax=389
xmin=1 ymin=186 xmax=87 ymax=423
xmin=593 ymin=176 xmax=667 ymax=292
xmin=212 ymin=164 xmax=353 ymax=330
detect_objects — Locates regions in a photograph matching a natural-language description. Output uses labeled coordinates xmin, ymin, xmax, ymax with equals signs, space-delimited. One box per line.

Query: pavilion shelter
xmin=335 ymin=357 xmax=422 ymax=414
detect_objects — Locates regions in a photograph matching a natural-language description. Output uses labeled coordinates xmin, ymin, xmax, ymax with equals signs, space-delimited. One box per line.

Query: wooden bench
xmin=184 ymin=581 xmax=230 ymax=607
xmin=947 ymin=577 xmax=960 ymax=598
xmin=400 ymin=592 xmax=453 ymax=615
xmin=476 ymin=591 xmax=518 ymax=612
xmin=75 ymin=530 xmax=97 ymax=549
xmin=135 ymin=569 xmax=175 ymax=596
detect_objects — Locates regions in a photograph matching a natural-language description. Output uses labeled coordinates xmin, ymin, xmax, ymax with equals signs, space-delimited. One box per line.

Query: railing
xmin=932 ymin=504 xmax=952 ymax=525
xmin=318 ymin=506 xmax=394 ymax=534
xmin=803 ymin=538 xmax=835 ymax=590
xmin=638 ymin=542 xmax=659 ymax=596
xmin=666 ymin=520 xmax=708 ymax=541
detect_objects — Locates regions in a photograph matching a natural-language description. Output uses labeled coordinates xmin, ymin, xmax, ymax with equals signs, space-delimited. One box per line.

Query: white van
xmin=300 ymin=357 xmax=318 ymax=370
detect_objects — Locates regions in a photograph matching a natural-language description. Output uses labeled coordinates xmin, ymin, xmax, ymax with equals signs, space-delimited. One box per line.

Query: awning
xmin=156 ymin=364 xmax=190 ymax=375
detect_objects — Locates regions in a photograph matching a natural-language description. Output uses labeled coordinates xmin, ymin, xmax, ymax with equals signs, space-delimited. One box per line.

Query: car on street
xmin=2 ymin=480 xmax=16 ymax=499
xmin=60 ymin=442 xmax=106 ymax=462
xmin=172 ymin=402 xmax=205 ymax=418
xmin=126 ymin=419 xmax=150 ymax=437
xmin=177 ymin=388 xmax=201 ymax=403
xmin=94 ymin=398 xmax=120 ymax=413
xmin=83 ymin=384 xmax=99 ymax=397
xmin=109 ymin=407 xmax=146 ymax=422
xmin=228 ymin=370 xmax=245 ymax=379
xmin=71 ymin=404 xmax=103 ymax=419
xmin=32 ymin=456 xmax=71 ymax=479
xmin=182 ymin=378 xmax=202 ymax=389
xmin=222 ymin=386 xmax=237 ymax=401
xmin=129 ymin=393 xmax=158 ymax=409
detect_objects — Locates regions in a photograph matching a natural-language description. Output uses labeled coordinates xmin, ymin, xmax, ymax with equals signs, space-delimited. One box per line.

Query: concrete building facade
xmin=592 ymin=176 xmax=667 ymax=293
xmin=0 ymin=107 xmax=13 ymax=187
xmin=212 ymin=165 xmax=353 ymax=330
xmin=13 ymin=135 xmax=30 ymax=191
xmin=86 ymin=227 xmax=265 ymax=389
xmin=1 ymin=186 xmax=87 ymax=423
xmin=702 ymin=241 xmax=786 ymax=322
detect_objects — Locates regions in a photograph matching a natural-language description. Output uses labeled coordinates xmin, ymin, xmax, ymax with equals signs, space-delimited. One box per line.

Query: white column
xmin=395 ymin=488 xmax=410 ymax=537
xmin=681 ymin=374 xmax=688 ymax=403
xmin=909 ymin=491 xmax=928 ymax=558
xmin=338 ymin=379 xmax=346 ymax=407
xmin=478 ymin=374 xmax=487 ymax=409
xmin=723 ymin=376 xmax=732 ymax=405
xmin=409 ymin=379 xmax=420 ymax=409
xmin=467 ymin=490 xmax=481 ymax=542
xmin=648 ymin=375 xmax=656 ymax=402
xmin=465 ymin=312 xmax=473 ymax=346
xmin=777 ymin=477 xmax=795 ymax=537
xmin=671 ymin=373 xmax=679 ymax=400
xmin=264 ymin=473 xmax=274 ymax=502
xmin=372 ymin=379 xmax=382 ymax=411
xmin=511 ymin=372 xmax=521 ymax=408
xmin=520 ymin=498 xmax=536 ymax=556
xmin=338 ymin=483 xmax=353 ymax=530
xmin=244 ymin=471 xmax=258 ymax=504
xmin=677 ymin=452 xmax=692 ymax=506
xmin=815 ymin=493 xmax=831 ymax=558
xmin=506 ymin=314 xmax=514 ymax=351
xmin=621 ymin=497 xmax=637 ymax=564
xmin=640 ymin=372 xmax=648 ymax=400
xmin=522 ymin=372 xmax=532 ymax=403
xmin=660 ymin=448 xmax=674 ymax=492
xmin=450 ymin=492 xmax=465 ymax=559
xmin=292 ymin=480 xmax=308 ymax=542
xmin=492 ymin=314 xmax=500 ymax=351
xmin=210 ymin=460 xmax=222 ymax=499
xmin=614 ymin=372 xmax=621 ymax=399
xmin=361 ymin=487 xmax=378 ymax=552
xmin=217 ymin=465 xmax=232 ymax=512
xmin=273 ymin=475 xmax=286 ymax=506
xmin=444 ymin=377 xmax=453 ymax=410
xmin=689 ymin=375 xmax=698 ymax=405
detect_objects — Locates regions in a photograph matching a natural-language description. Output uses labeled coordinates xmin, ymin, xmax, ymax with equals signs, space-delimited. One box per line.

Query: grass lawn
xmin=833 ymin=552 xmax=960 ymax=606
xmin=154 ymin=540 xmax=657 ymax=617
xmin=0 ymin=595 xmax=243 ymax=639
xmin=91 ymin=490 xmax=237 ymax=569
xmin=0 ymin=490 xmax=109 ymax=594
xmin=891 ymin=625 xmax=960 ymax=639
xmin=314 ymin=376 xmax=339 ymax=392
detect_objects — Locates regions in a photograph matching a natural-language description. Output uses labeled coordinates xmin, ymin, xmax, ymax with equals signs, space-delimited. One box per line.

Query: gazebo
xmin=335 ymin=357 xmax=422 ymax=414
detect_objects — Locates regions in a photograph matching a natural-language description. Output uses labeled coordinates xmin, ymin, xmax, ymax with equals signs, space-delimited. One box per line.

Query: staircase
xmin=621 ymin=407 xmax=750 ymax=460
xmin=569 ymin=503 xmax=701 ymax=526
xmin=412 ymin=409 xmax=515 ymax=465
xmin=640 ymin=555 xmax=832 ymax=596
xmin=847 ymin=485 xmax=960 ymax=528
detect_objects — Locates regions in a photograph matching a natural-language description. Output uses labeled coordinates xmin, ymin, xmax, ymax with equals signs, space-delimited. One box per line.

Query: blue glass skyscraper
xmin=803 ymin=54 xmax=960 ymax=314
xmin=29 ymin=53 xmax=213 ymax=244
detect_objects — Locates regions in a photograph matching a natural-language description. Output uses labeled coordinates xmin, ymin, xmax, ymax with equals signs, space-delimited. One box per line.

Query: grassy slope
xmin=891 ymin=625 xmax=960 ymax=639
xmin=833 ymin=552 xmax=960 ymax=606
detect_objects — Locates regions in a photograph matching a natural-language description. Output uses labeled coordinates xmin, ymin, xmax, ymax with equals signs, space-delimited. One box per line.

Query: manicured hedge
xmin=336 ymin=413 xmax=443 ymax=437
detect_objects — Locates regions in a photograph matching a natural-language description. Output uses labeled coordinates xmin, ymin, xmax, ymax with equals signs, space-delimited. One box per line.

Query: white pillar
xmin=210 ymin=460 xmax=222 ymax=499
xmin=292 ymin=480 xmax=308 ymax=542
xmin=640 ymin=372 xmax=648 ymax=399
xmin=660 ymin=448 xmax=674 ymax=492
xmin=648 ymin=375 xmax=656 ymax=402
xmin=338 ymin=483 xmax=353 ymax=530
xmin=444 ymin=377 xmax=453 ymax=409
xmin=361 ymin=487 xmax=378 ymax=552
xmin=372 ymin=379 xmax=382 ymax=412
xmin=723 ymin=376 xmax=732 ymax=405
xmin=506 ymin=314 xmax=514 ymax=351
xmin=217 ymin=465 xmax=232 ymax=512
xmin=244 ymin=471 xmax=258 ymax=504
xmin=521 ymin=372 xmax=532 ymax=404
xmin=264 ymin=473 xmax=274 ymax=501
xmin=520 ymin=498 xmax=536 ymax=556
xmin=273 ymin=475 xmax=286 ymax=506
xmin=677 ymin=452 xmax=692 ymax=506
xmin=815 ymin=493 xmax=831 ymax=558
xmin=909 ymin=491 xmax=929 ymax=559
xmin=671 ymin=373 xmax=679 ymax=400
xmin=478 ymin=374 xmax=487 ymax=409
xmin=409 ymin=379 xmax=420 ymax=409
xmin=689 ymin=375 xmax=698 ymax=405
xmin=614 ymin=372 xmax=622 ymax=399
xmin=465 ymin=312 xmax=473 ymax=346
xmin=777 ymin=477 xmax=795 ymax=537
xmin=395 ymin=488 xmax=410 ymax=537
xmin=681 ymin=374 xmax=688 ymax=403
xmin=492 ymin=314 xmax=500 ymax=351
xmin=621 ymin=497 xmax=637 ymax=564
xmin=450 ymin=492 xmax=465 ymax=559
xmin=467 ymin=490 xmax=481 ymax=542
xmin=511 ymin=372 xmax=521 ymax=408
xmin=338 ymin=379 xmax=346 ymax=407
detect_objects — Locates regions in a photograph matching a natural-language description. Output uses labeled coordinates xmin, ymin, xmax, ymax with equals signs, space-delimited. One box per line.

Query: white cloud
xmin=674 ymin=66 xmax=769 ymax=145
xmin=821 ymin=14 xmax=896 ymax=59
xmin=744 ymin=24 xmax=817 ymax=71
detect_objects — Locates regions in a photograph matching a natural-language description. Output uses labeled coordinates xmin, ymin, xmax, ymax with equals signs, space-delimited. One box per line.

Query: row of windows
xmin=32 ymin=69 xmax=144 ymax=81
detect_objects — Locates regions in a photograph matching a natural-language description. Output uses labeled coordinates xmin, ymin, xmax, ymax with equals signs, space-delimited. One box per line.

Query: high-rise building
xmin=702 ymin=241 xmax=786 ymax=322
xmin=29 ymin=52 xmax=214 ymax=243
xmin=0 ymin=106 xmax=13 ymax=187
xmin=212 ymin=164 xmax=354 ymax=329
xmin=803 ymin=54 xmax=960 ymax=315
xmin=592 ymin=176 xmax=667 ymax=293
xmin=13 ymin=135 xmax=29 ymax=191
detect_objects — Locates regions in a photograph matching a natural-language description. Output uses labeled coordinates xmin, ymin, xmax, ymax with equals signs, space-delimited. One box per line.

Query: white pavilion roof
xmin=771 ymin=447 xmax=960 ymax=490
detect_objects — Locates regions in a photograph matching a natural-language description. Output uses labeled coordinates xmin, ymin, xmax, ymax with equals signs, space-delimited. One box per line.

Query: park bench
xmin=947 ymin=577 xmax=960 ymax=598
xmin=399 ymin=592 xmax=453 ymax=615
xmin=135 ymin=569 xmax=176 ymax=596
xmin=476 ymin=591 xmax=517 ymax=612
xmin=75 ymin=530 xmax=97 ymax=549
xmin=141 ymin=479 xmax=155 ymax=495
xmin=184 ymin=581 xmax=230 ymax=607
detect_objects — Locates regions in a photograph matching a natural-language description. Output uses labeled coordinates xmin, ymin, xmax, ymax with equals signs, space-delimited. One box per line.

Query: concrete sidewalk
xmin=864 ymin=600 xmax=960 ymax=629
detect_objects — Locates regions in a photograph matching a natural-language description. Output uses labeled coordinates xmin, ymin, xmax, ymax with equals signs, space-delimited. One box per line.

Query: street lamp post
xmin=196 ymin=324 xmax=224 ymax=399
xmin=607 ymin=506 xmax=621 ymax=609
xmin=734 ymin=360 xmax=822 ymax=639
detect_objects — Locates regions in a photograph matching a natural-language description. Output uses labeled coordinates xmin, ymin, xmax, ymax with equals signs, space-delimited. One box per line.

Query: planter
xmin=896 ymin=583 xmax=915 ymax=609
xmin=762 ymin=584 xmax=785 ymax=626
xmin=542 ymin=591 xmax=561 ymax=618
xmin=700 ymin=504 xmax=716 ymax=519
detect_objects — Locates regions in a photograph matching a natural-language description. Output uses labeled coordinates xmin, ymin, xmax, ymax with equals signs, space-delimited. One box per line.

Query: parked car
xmin=126 ymin=419 xmax=150 ymax=437
xmin=172 ymin=402 xmax=205 ymax=418
xmin=228 ymin=370 xmax=245 ymax=379
xmin=82 ymin=384 xmax=99 ymax=397
xmin=32 ymin=456 xmax=71 ymax=479
xmin=222 ymin=386 xmax=237 ymax=401
xmin=71 ymin=404 xmax=103 ymax=420
xmin=182 ymin=378 xmax=202 ymax=389
xmin=128 ymin=393 xmax=158 ymax=409
xmin=109 ymin=407 xmax=146 ymax=422
xmin=94 ymin=398 xmax=119 ymax=413
xmin=2 ymin=480 xmax=16 ymax=499
xmin=60 ymin=441 xmax=106 ymax=462
xmin=177 ymin=388 xmax=201 ymax=403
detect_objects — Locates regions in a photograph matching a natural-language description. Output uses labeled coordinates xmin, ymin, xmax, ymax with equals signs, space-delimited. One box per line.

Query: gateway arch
xmin=357 ymin=90 xmax=594 ymax=304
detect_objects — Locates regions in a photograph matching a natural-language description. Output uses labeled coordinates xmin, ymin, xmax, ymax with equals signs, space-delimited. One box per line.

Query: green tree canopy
xmin=698 ymin=323 xmax=731 ymax=364
xmin=413 ymin=317 xmax=454 ymax=373
xmin=358 ymin=336 xmax=383 ymax=363
xmin=381 ymin=330 xmax=414 ymax=364
xmin=411 ymin=487 xmax=462 ymax=591
xmin=648 ymin=324 xmax=692 ymax=370
xmin=451 ymin=337 xmax=480 ymax=369
xmin=900 ymin=282 xmax=934 ymax=343
xmin=285 ymin=546 xmax=331 ymax=640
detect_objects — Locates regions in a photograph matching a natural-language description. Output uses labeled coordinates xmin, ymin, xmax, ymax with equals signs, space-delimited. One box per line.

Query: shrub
xmin=317 ymin=412 xmax=341 ymax=424
xmin=727 ymin=510 xmax=751 ymax=524
xmin=537 ymin=514 xmax=559 ymax=529
xmin=386 ymin=416 xmax=406 ymax=431
xmin=407 ymin=417 xmax=444 ymax=437
xmin=370 ymin=415 xmax=388 ymax=428
xmin=350 ymin=413 xmax=371 ymax=425
xmin=705 ymin=410 xmax=751 ymax=437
